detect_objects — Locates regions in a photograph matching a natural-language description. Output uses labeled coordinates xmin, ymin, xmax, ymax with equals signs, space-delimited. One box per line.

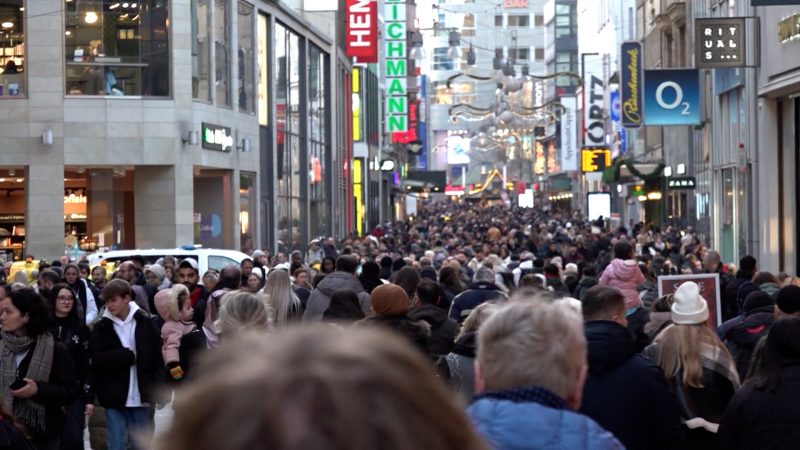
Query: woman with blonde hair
xmin=263 ymin=270 xmax=302 ymax=326
xmin=215 ymin=290 xmax=272 ymax=338
xmin=159 ymin=326 xmax=487 ymax=450
xmin=643 ymin=281 xmax=740 ymax=450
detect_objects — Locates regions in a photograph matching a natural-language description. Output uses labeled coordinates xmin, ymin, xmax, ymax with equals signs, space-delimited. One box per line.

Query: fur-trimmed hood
xmin=155 ymin=284 xmax=189 ymax=321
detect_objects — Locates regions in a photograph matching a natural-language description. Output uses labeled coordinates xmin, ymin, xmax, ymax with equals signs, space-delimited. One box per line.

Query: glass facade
xmin=239 ymin=171 xmax=256 ymax=254
xmin=192 ymin=0 xmax=211 ymax=102
xmin=214 ymin=0 xmax=230 ymax=107
xmin=275 ymin=22 xmax=302 ymax=252
xmin=237 ymin=2 xmax=254 ymax=114
xmin=65 ymin=0 xmax=170 ymax=96
xmin=0 ymin=0 xmax=24 ymax=97
xmin=309 ymin=44 xmax=328 ymax=239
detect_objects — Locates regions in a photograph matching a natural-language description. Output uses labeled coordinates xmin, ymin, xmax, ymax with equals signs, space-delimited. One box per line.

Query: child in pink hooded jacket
xmin=154 ymin=284 xmax=196 ymax=381
xmin=599 ymin=241 xmax=645 ymax=310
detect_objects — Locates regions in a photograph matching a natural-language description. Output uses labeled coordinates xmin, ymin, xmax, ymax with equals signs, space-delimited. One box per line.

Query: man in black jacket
xmin=89 ymin=279 xmax=165 ymax=450
xmin=579 ymin=286 xmax=684 ymax=450
xmin=408 ymin=279 xmax=458 ymax=360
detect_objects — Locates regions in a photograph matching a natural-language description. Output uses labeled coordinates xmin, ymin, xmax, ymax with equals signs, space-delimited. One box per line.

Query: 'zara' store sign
xmin=695 ymin=18 xmax=746 ymax=68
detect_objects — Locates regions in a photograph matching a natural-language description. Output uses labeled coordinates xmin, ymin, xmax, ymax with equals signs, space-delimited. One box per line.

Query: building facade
xmin=755 ymin=3 xmax=800 ymax=274
xmin=0 ymin=0 xmax=350 ymax=261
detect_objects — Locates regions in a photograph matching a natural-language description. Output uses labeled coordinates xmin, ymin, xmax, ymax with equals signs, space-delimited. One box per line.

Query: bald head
xmin=117 ymin=261 xmax=136 ymax=282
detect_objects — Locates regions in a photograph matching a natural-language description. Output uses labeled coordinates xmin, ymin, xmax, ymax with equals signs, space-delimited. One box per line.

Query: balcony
xmin=653 ymin=0 xmax=686 ymax=32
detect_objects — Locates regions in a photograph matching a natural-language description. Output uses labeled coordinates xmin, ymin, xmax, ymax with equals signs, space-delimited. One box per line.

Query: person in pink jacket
xmin=599 ymin=241 xmax=645 ymax=310
xmin=154 ymin=284 xmax=196 ymax=381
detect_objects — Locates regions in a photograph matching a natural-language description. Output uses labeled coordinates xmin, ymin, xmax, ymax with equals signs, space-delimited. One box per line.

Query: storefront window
xmin=309 ymin=45 xmax=328 ymax=239
xmin=237 ymin=2 xmax=254 ymax=113
xmin=0 ymin=0 xmax=25 ymax=98
xmin=257 ymin=13 xmax=268 ymax=125
xmin=239 ymin=171 xmax=256 ymax=254
xmin=192 ymin=0 xmax=211 ymax=102
xmin=214 ymin=0 xmax=230 ymax=106
xmin=65 ymin=0 xmax=170 ymax=96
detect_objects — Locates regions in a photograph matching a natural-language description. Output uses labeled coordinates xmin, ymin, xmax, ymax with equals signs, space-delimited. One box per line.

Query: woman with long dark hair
xmin=47 ymin=283 xmax=93 ymax=450
xmin=438 ymin=265 xmax=463 ymax=311
xmin=0 ymin=288 xmax=77 ymax=449
xmin=717 ymin=317 xmax=800 ymax=449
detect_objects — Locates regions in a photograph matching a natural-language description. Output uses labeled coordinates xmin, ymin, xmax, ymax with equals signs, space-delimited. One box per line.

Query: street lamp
xmin=447 ymin=30 xmax=463 ymax=60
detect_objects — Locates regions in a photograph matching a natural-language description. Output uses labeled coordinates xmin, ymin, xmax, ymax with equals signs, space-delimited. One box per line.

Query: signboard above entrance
xmin=201 ymin=123 xmax=233 ymax=152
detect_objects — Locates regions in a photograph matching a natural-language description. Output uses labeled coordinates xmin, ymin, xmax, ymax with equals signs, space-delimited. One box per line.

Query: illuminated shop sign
xmin=581 ymin=148 xmax=611 ymax=173
xmin=503 ymin=0 xmax=528 ymax=7
xmin=695 ymin=18 xmax=745 ymax=68
xmin=345 ymin=0 xmax=378 ymax=63
xmin=385 ymin=0 xmax=407 ymax=132
xmin=668 ymin=177 xmax=697 ymax=190
xmin=202 ymin=123 xmax=233 ymax=152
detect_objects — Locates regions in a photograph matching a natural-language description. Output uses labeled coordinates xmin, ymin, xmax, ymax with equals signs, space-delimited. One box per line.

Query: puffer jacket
xmin=574 ymin=276 xmax=597 ymax=300
xmin=723 ymin=309 xmax=774 ymax=380
xmin=437 ymin=332 xmax=477 ymax=403
xmin=468 ymin=395 xmax=624 ymax=450
xmin=449 ymin=282 xmax=508 ymax=323
xmin=599 ymin=259 xmax=645 ymax=309
xmin=302 ymin=272 xmax=371 ymax=322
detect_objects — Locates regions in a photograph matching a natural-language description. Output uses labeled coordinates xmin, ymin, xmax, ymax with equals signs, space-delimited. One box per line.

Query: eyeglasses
xmin=56 ymin=296 xmax=75 ymax=303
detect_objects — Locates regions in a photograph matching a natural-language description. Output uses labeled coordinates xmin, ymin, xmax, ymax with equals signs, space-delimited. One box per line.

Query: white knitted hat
xmin=671 ymin=281 xmax=709 ymax=325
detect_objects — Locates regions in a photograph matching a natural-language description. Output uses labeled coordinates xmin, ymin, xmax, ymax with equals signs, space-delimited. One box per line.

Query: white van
xmin=86 ymin=247 xmax=250 ymax=276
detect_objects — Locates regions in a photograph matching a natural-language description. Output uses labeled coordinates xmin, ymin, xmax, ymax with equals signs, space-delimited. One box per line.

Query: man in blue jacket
xmin=580 ymin=286 xmax=684 ymax=450
xmin=449 ymin=268 xmax=507 ymax=323
xmin=468 ymin=298 xmax=623 ymax=450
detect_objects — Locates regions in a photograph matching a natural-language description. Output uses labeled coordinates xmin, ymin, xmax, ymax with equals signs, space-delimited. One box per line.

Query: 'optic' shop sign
xmin=385 ymin=0 xmax=408 ymax=132
xmin=345 ymin=0 xmax=377 ymax=63
xmin=202 ymin=123 xmax=233 ymax=152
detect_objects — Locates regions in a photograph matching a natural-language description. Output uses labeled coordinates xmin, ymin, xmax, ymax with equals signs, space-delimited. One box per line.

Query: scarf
xmin=474 ymin=385 xmax=569 ymax=411
xmin=0 ymin=331 xmax=54 ymax=434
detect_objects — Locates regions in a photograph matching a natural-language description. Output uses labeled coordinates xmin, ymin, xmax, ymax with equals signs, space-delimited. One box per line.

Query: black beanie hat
xmin=775 ymin=285 xmax=800 ymax=315
xmin=743 ymin=291 xmax=774 ymax=315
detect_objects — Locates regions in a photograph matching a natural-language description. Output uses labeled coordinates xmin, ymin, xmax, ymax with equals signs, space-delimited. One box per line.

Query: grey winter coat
xmin=302 ymin=271 xmax=371 ymax=322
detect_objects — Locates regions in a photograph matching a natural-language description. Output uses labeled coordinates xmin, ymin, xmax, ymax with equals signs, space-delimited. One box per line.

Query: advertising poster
xmin=658 ymin=274 xmax=722 ymax=327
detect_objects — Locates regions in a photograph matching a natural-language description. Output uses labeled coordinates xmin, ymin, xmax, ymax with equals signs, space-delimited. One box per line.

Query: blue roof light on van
xmin=180 ymin=245 xmax=203 ymax=250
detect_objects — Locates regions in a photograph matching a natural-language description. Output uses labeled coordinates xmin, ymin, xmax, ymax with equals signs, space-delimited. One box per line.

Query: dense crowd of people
xmin=0 ymin=199 xmax=799 ymax=449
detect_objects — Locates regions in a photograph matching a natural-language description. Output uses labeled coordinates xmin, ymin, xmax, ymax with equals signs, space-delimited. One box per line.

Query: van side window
xmin=208 ymin=256 xmax=239 ymax=272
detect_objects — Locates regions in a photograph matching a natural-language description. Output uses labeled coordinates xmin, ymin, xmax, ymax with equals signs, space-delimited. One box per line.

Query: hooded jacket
xmin=723 ymin=308 xmax=774 ymax=380
xmin=407 ymin=304 xmax=458 ymax=359
xmin=154 ymin=286 xmax=197 ymax=365
xmin=580 ymin=321 xmax=685 ymax=450
xmin=599 ymin=259 xmax=645 ymax=309
xmin=302 ymin=272 xmax=371 ymax=322
xmin=89 ymin=303 xmax=166 ymax=409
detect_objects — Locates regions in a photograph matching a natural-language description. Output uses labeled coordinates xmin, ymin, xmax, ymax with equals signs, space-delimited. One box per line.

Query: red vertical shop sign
xmin=345 ymin=0 xmax=378 ymax=63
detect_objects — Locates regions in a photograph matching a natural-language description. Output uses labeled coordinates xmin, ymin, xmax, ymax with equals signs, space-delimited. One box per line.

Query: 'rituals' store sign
xmin=696 ymin=18 xmax=746 ymax=68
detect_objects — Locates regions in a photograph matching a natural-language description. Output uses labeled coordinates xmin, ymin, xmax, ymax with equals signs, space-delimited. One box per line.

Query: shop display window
xmin=65 ymin=0 xmax=170 ymax=97
xmin=0 ymin=0 xmax=25 ymax=98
